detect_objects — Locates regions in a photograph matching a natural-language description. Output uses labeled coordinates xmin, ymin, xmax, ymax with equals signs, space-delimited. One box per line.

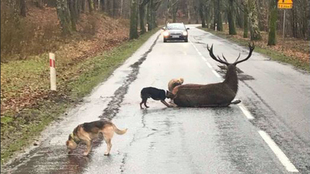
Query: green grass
xmin=199 ymin=27 xmax=309 ymax=72
xmin=1 ymin=28 xmax=159 ymax=165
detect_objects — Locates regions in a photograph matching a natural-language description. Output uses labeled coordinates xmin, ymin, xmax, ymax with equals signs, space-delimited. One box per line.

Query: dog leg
xmin=140 ymin=101 xmax=144 ymax=109
xmin=103 ymin=130 xmax=114 ymax=156
xmin=161 ymin=100 xmax=172 ymax=107
xmin=144 ymin=101 xmax=149 ymax=108
xmin=83 ymin=140 xmax=92 ymax=156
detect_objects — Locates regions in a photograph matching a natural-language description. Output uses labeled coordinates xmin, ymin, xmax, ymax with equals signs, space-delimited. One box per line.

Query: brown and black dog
xmin=140 ymin=87 xmax=174 ymax=109
xmin=66 ymin=120 xmax=127 ymax=156
xmin=168 ymin=78 xmax=184 ymax=92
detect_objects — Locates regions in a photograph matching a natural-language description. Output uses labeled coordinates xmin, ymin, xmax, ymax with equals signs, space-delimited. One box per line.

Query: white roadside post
xmin=49 ymin=53 xmax=56 ymax=91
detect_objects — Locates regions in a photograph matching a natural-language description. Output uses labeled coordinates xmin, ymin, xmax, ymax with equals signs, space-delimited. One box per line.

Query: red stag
xmin=171 ymin=43 xmax=255 ymax=107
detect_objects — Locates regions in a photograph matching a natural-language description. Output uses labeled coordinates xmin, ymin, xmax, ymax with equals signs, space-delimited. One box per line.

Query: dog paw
xmin=104 ymin=153 xmax=110 ymax=156
xmin=83 ymin=152 xmax=89 ymax=156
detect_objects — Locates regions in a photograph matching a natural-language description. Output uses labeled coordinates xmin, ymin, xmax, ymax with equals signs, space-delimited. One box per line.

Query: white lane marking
xmin=258 ymin=131 xmax=299 ymax=173
xmin=205 ymin=61 xmax=212 ymax=68
xmin=190 ymin=40 xmax=223 ymax=80
xmin=238 ymin=103 xmax=255 ymax=120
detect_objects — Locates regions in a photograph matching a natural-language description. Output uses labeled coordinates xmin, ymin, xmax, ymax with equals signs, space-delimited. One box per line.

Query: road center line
xmin=258 ymin=130 xmax=299 ymax=173
xmin=238 ymin=103 xmax=255 ymax=120
xmin=190 ymin=40 xmax=223 ymax=80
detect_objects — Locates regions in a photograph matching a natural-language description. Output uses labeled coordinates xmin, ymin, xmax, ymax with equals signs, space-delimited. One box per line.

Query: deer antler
xmin=207 ymin=44 xmax=229 ymax=65
xmin=233 ymin=43 xmax=255 ymax=65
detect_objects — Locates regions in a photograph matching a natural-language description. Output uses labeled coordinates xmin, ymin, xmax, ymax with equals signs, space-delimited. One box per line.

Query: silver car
xmin=162 ymin=23 xmax=190 ymax=43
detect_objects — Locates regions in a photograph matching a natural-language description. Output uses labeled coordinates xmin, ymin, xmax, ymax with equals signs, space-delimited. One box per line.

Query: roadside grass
xmin=1 ymin=29 xmax=159 ymax=165
xmin=199 ymin=27 xmax=309 ymax=72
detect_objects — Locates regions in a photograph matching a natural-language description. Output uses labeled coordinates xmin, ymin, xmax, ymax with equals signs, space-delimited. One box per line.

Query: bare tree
xmin=227 ymin=0 xmax=236 ymax=35
xmin=139 ymin=0 xmax=150 ymax=34
xmin=248 ymin=0 xmax=261 ymax=40
xmin=267 ymin=0 xmax=277 ymax=45
xmin=19 ymin=0 xmax=27 ymax=17
xmin=130 ymin=0 xmax=138 ymax=39
xmin=56 ymin=0 xmax=72 ymax=35
xmin=199 ymin=0 xmax=205 ymax=27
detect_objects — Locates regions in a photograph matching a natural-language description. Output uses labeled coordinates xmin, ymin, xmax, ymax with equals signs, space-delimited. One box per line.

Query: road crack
xmin=99 ymin=34 xmax=160 ymax=120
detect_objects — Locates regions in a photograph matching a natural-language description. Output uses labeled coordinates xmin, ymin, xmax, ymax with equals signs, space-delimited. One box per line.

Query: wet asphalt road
xmin=4 ymin=25 xmax=310 ymax=174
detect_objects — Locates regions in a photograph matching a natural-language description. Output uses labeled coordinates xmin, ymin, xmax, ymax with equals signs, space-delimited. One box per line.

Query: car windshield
xmin=166 ymin=24 xmax=185 ymax=30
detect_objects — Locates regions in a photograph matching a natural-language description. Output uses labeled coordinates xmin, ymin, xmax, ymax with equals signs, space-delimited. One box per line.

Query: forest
xmin=1 ymin=0 xmax=309 ymax=62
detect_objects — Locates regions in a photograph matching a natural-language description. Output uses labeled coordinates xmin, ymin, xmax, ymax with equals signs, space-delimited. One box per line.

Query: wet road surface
xmin=3 ymin=25 xmax=310 ymax=174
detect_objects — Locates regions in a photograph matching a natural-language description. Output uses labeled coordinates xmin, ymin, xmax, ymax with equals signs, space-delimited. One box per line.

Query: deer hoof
xmin=231 ymin=100 xmax=241 ymax=105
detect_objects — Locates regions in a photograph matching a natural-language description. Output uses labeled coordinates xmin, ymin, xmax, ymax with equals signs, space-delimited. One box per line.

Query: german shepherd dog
xmin=66 ymin=120 xmax=127 ymax=156
xmin=140 ymin=87 xmax=174 ymax=109
xmin=168 ymin=78 xmax=184 ymax=92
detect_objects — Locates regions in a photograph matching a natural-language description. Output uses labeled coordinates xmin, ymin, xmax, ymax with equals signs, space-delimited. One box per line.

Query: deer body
xmin=172 ymin=44 xmax=254 ymax=107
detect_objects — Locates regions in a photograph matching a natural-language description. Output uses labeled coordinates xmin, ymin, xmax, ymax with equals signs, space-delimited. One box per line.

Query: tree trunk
xmin=68 ymin=0 xmax=77 ymax=31
xmin=205 ymin=4 xmax=211 ymax=28
xmin=87 ymin=0 xmax=94 ymax=13
xmin=213 ymin=0 xmax=223 ymax=31
xmin=243 ymin=5 xmax=248 ymax=38
xmin=56 ymin=0 xmax=72 ymax=35
xmin=227 ymin=0 xmax=236 ymax=35
xmin=139 ymin=4 xmax=146 ymax=34
xmin=34 ymin=0 xmax=43 ymax=8
xmin=20 ymin=0 xmax=27 ymax=17
xmin=235 ymin=7 xmax=243 ymax=28
xmin=187 ymin=0 xmax=191 ymax=24
xmin=217 ymin=0 xmax=223 ymax=31
xmin=130 ymin=0 xmax=139 ymax=39
xmin=120 ymin=0 xmax=124 ymax=16
xmin=81 ymin=0 xmax=85 ymax=13
xmin=248 ymin=0 xmax=261 ymax=40
xmin=171 ymin=0 xmax=178 ymax=23
xmin=267 ymin=0 xmax=277 ymax=45
xmin=199 ymin=0 xmax=205 ymax=27
xmin=106 ymin=0 xmax=111 ymax=15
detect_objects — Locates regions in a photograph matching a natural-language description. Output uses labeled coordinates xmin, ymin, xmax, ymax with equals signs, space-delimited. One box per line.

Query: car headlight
xmin=163 ymin=31 xmax=170 ymax=36
xmin=183 ymin=31 xmax=188 ymax=36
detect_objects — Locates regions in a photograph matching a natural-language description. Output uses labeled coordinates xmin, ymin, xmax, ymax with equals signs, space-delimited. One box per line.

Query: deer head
xmin=206 ymin=43 xmax=255 ymax=66
xmin=206 ymin=43 xmax=255 ymax=92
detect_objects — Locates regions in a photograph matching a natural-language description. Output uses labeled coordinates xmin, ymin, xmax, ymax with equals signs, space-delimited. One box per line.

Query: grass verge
xmin=199 ymin=27 xmax=309 ymax=72
xmin=1 ymin=29 xmax=159 ymax=165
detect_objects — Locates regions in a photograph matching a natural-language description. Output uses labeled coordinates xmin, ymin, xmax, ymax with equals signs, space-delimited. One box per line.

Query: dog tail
xmin=113 ymin=124 xmax=127 ymax=135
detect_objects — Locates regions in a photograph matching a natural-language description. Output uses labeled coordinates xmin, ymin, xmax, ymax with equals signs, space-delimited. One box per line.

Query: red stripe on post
xmin=50 ymin=59 xmax=55 ymax=68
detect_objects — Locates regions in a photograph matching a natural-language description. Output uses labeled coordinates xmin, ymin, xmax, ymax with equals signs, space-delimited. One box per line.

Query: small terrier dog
xmin=66 ymin=120 xmax=127 ymax=156
xmin=140 ymin=87 xmax=174 ymax=109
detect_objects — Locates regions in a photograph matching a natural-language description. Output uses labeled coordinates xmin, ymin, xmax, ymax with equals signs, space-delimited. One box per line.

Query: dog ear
xmin=179 ymin=78 xmax=184 ymax=83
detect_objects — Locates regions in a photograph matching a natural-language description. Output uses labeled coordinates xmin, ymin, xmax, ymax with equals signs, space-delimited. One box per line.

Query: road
xmin=4 ymin=25 xmax=310 ymax=174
